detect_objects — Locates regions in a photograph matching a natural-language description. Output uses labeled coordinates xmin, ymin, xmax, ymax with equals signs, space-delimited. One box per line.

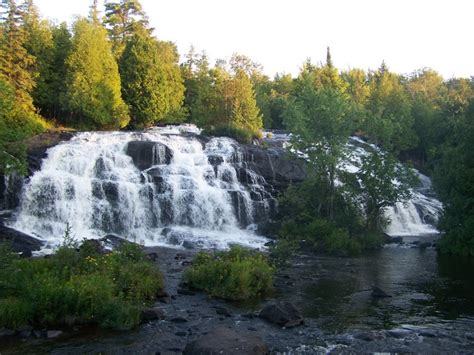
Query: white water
xmin=266 ymin=132 xmax=443 ymax=237
xmin=347 ymin=137 xmax=443 ymax=236
xmin=11 ymin=126 xmax=268 ymax=249
xmin=9 ymin=127 xmax=442 ymax=249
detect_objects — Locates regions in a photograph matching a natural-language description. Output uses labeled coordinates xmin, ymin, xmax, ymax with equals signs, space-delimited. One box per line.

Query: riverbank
xmin=1 ymin=241 xmax=473 ymax=354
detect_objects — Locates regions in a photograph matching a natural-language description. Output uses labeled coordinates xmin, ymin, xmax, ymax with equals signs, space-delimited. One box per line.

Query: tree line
xmin=0 ymin=0 xmax=473 ymax=256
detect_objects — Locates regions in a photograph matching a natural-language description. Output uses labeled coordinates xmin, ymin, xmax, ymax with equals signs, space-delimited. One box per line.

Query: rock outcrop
xmin=126 ymin=141 xmax=173 ymax=171
xmin=0 ymin=224 xmax=44 ymax=256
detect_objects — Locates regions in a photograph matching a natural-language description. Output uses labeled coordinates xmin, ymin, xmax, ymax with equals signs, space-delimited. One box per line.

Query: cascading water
xmin=277 ymin=133 xmax=443 ymax=237
xmin=10 ymin=126 xmax=270 ymax=249
xmin=7 ymin=126 xmax=442 ymax=250
xmin=347 ymin=137 xmax=443 ymax=236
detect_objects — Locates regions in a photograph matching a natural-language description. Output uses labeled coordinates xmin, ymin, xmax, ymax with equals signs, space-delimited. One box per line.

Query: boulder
xmin=26 ymin=131 xmax=75 ymax=174
xmin=141 ymin=308 xmax=165 ymax=322
xmin=371 ymin=286 xmax=392 ymax=298
xmin=259 ymin=302 xmax=304 ymax=327
xmin=126 ymin=141 xmax=172 ymax=171
xmin=46 ymin=330 xmax=63 ymax=339
xmin=237 ymin=145 xmax=306 ymax=191
xmin=183 ymin=326 xmax=269 ymax=355
xmin=0 ymin=224 xmax=44 ymax=256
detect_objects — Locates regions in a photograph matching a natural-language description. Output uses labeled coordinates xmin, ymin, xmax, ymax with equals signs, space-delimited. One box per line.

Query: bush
xmin=202 ymin=124 xmax=262 ymax=144
xmin=275 ymin=177 xmax=384 ymax=257
xmin=0 ymin=241 xmax=163 ymax=330
xmin=184 ymin=246 xmax=273 ymax=301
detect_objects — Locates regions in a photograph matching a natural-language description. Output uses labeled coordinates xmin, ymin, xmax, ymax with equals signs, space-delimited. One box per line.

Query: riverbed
xmin=1 ymin=243 xmax=473 ymax=354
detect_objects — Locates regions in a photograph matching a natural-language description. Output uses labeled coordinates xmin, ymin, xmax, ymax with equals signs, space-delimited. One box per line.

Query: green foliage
xmin=184 ymin=246 xmax=273 ymax=301
xmin=434 ymin=88 xmax=474 ymax=256
xmin=183 ymin=52 xmax=263 ymax=133
xmin=364 ymin=62 xmax=417 ymax=153
xmin=0 ymin=241 xmax=163 ymax=330
xmin=63 ymin=17 xmax=129 ymax=129
xmin=202 ymin=124 xmax=261 ymax=144
xmin=104 ymin=0 xmax=149 ymax=58
xmin=356 ymin=149 xmax=417 ymax=231
xmin=120 ymin=30 xmax=185 ymax=128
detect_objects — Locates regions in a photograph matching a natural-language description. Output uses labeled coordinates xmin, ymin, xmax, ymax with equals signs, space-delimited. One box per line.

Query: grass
xmin=184 ymin=246 xmax=273 ymax=301
xmin=0 ymin=240 xmax=163 ymax=330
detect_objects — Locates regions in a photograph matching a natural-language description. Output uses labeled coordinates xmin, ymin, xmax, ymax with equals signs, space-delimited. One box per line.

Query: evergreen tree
xmin=230 ymin=68 xmax=263 ymax=133
xmin=104 ymin=0 xmax=149 ymax=58
xmin=21 ymin=0 xmax=54 ymax=117
xmin=0 ymin=0 xmax=36 ymax=114
xmin=63 ymin=17 xmax=129 ymax=129
xmin=48 ymin=22 xmax=71 ymax=119
xmin=120 ymin=27 xmax=184 ymax=128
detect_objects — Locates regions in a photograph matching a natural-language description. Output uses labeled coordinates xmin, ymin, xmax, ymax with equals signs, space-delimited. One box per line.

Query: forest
xmin=0 ymin=0 xmax=473 ymax=256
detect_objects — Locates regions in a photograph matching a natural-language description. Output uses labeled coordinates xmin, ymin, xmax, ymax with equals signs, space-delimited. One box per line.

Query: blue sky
xmin=35 ymin=0 xmax=473 ymax=78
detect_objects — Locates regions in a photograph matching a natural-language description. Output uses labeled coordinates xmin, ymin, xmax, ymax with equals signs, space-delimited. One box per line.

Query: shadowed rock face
xmin=0 ymin=224 xmax=44 ymax=256
xmin=237 ymin=144 xmax=306 ymax=192
xmin=126 ymin=141 xmax=173 ymax=171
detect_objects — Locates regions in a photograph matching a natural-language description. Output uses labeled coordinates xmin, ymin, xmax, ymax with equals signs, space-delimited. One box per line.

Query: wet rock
xmin=259 ymin=302 xmax=304 ymax=327
xmin=384 ymin=234 xmax=403 ymax=244
xmin=419 ymin=329 xmax=437 ymax=338
xmin=99 ymin=234 xmax=134 ymax=250
xmin=170 ymin=317 xmax=188 ymax=323
xmin=237 ymin=144 xmax=306 ymax=192
xmin=46 ymin=330 xmax=63 ymax=339
xmin=371 ymin=287 xmax=392 ymax=298
xmin=353 ymin=331 xmax=376 ymax=341
xmin=178 ymin=288 xmax=196 ymax=296
xmin=126 ymin=141 xmax=173 ymax=170
xmin=0 ymin=174 xmax=23 ymax=210
xmin=175 ymin=253 xmax=187 ymax=260
xmin=141 ymin=308 xmax=165 ymax=322
xmin=387 ymin=328 xmax=412 ymax=338
xmin=146 ymin=252 xmax=159 ymax=262
xmin=17 ymin=326 xmax=33 ymax=338
xmin=207 ymin=155 xmax=224 ymax=167
xmin=175 ymin=331 xmax=187 ymax=337
xmin=182 ymin=241 xmax=195 ymax=250
xmin=0 ymin=328 xmax=15 ymax=337
xmin=25 ymin=131 xmax=74 ymax=175
xmin=183 ymin=326 xmax=269 ymax=355
xmin=214 ymin=306 xmax=232 ymax=317
xmin=0 ymin=224 xmax=44 ymax=256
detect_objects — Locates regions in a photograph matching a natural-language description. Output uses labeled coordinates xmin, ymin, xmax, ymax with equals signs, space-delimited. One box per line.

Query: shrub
xmin=184 ymin=246 xmax=273 ymax=301
xmin=202 ymin=124 xmax=262 ymax=144
xmin=0 ymin=241 xmax=163 ymax=330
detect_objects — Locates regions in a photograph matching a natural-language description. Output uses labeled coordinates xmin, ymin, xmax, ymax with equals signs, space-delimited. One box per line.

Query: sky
xmin=34 ymin=0 xmax=473 ymax=79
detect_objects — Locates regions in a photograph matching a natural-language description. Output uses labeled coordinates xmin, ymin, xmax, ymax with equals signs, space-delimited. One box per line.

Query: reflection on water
xmin=295 ymin=248 xmax=474 ymax=333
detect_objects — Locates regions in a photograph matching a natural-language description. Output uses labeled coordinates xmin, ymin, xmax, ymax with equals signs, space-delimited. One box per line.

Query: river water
xmin=1 ymin=244 xmax=473 ymax=354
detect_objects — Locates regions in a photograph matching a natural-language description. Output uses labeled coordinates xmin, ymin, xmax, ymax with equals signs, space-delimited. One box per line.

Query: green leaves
xmin=120 ymin=31 xmax=184 ymax=128
xmin=63 ymin=17 xmax=129 ymax=129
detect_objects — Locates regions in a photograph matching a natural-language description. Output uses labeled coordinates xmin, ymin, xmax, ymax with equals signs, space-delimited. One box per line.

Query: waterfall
xmin=7 ymin=126 xmax=443 ymax=250
xmin=10 ymin=126 xmax=269 ymax=249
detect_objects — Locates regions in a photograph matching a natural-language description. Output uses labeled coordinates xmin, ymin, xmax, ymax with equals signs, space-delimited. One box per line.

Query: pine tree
xmin=230 ymin=69 xmax=262 ymax=133
xmin=63 ymin=17 xmax=129 ymax=129
xmin=21 ymin=0 xmax=54 ymax=117
xmin=0 ymin=0 xmax=36 ymax=114
xmin=104 ymin=0 xmax=149 ymax=58
xmin=120 ymin=27 xmax=184 ymax=128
